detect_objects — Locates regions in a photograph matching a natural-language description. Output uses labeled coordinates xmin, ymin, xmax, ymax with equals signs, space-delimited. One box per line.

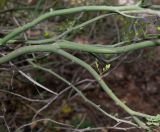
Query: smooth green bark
xmin=0 ymin=40 xmax=159 ymax=64
xmin=0 ymin=5 xmax=142 ymax=45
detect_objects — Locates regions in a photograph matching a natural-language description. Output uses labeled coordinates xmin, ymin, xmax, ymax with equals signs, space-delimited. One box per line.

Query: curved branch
xmin=0 ymin=5 xmax=143 ymax=45
xmin=27 ymin=13 xmax=114 ymax=45
xmin=0 ymin=40 xmax=159 ymax=64
xmin=54 ymin=49 xmax=152 ymax=120
xmin=29 ymin=60 xmax=137 ymax=126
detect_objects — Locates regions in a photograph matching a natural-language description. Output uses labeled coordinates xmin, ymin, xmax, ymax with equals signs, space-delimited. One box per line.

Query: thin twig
xmin=18 ymin=70 xmax=58 ymax=95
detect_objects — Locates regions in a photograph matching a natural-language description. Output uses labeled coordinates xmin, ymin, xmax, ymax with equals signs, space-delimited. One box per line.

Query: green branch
xmin=27 ymin=14 xmax=113 ymax=45
xmin=55 ymin=50 xmax=152 ymax=118
xmin=29 ymin=60 xmax=137 ymax=126
xmin=29 ymin=51 xmax=152 ymax=128
xmin=0 ymin=40 xmax=159 ymax=64
xmin=0 ymin=4 xmax=159 ymax=45
xmin=0 ymin=5 xmax=143 ymax=45
xmin=0 ymin=14 xmax=111 ymax=45
xmin=0 ymin=40 xmax=158 ymax=118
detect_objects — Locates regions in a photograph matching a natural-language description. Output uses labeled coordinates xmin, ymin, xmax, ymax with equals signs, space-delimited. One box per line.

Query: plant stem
xmin=27 ymin=13 xmax=114 ymax=44
xmin=0 ymin=39 xmax=159 ymax=64
xmin=0 ymin=44 xmax=154 ymax=119
xmin=0 ymin=5 xmax=142 ymax=45
xmin=55 ymin=49 xmax=152 ymax=119
xmin=29 ymin=60 xmax=137 ymax=126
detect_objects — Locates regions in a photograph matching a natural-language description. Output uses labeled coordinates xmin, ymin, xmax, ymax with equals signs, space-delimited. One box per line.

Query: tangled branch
xmin=0 ymin=3 xmax=160 ymax=130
